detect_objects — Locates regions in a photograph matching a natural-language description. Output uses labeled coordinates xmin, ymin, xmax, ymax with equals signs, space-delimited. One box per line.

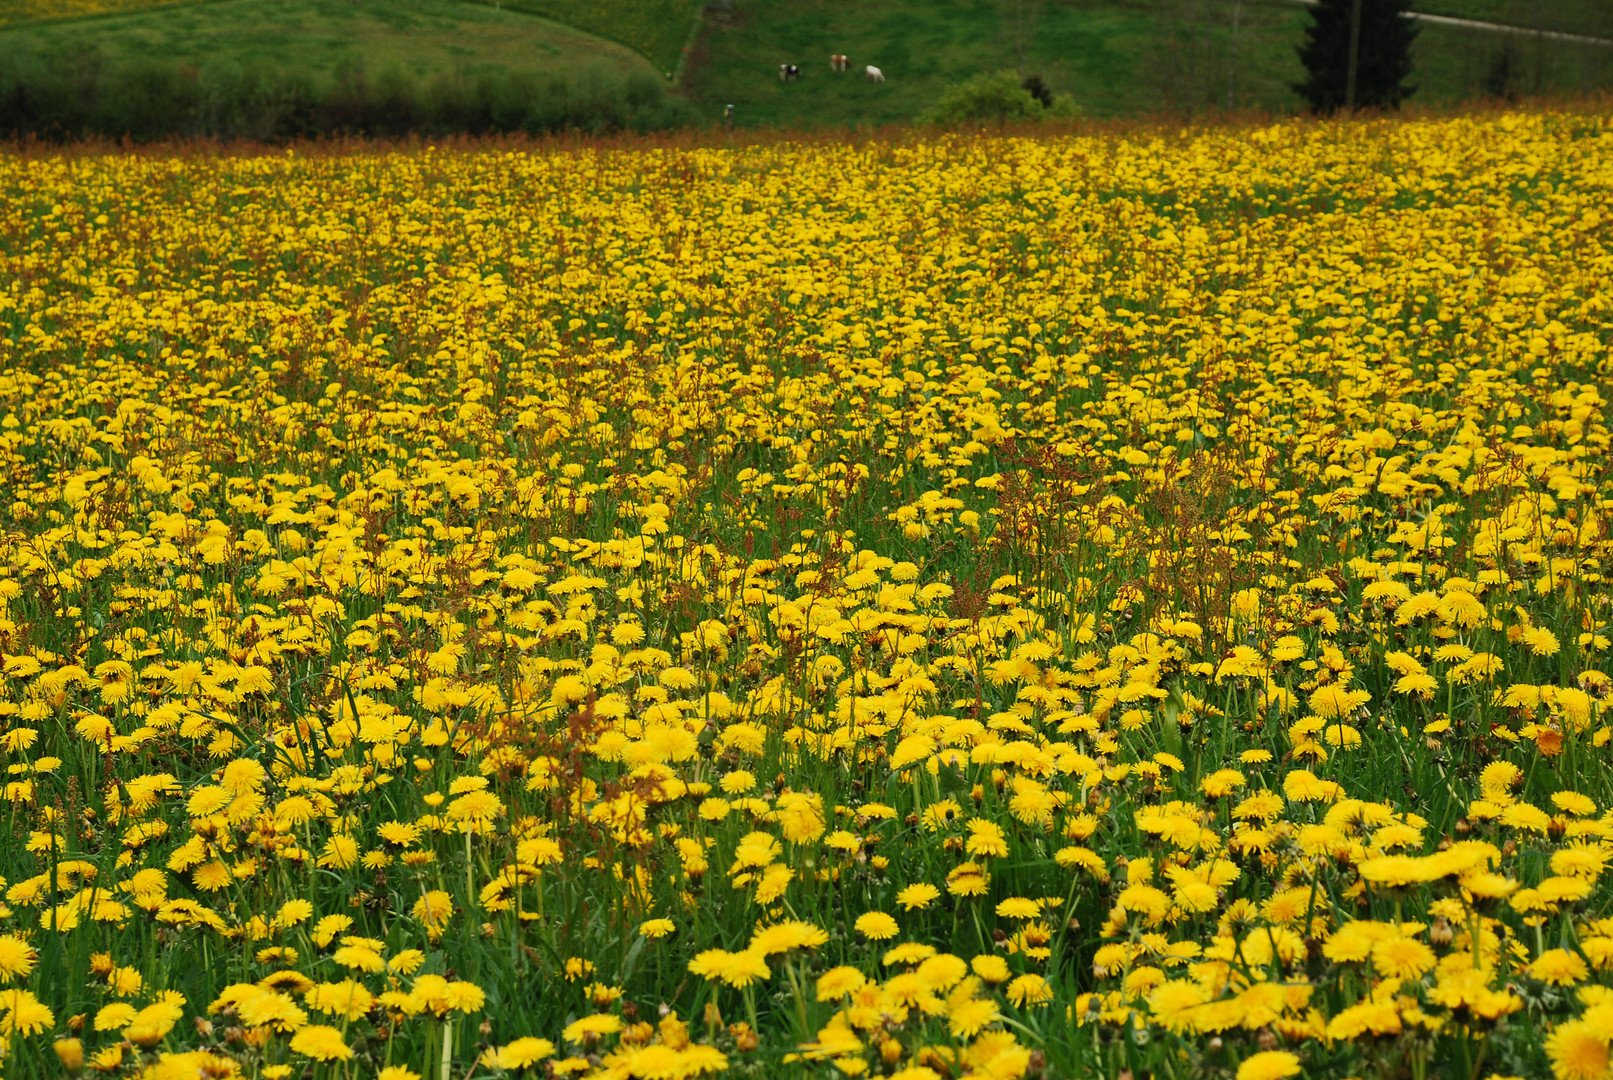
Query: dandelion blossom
xmin=0 ymin=989 xmax=54 ymax=1036
xmin=1371 ymin=937 xmax=1436 ymax=981
xmin=994 ymin=897 xmax=1042 ymax=920
xmin=0 ymin=936 xmax=37 ymax=983
xmin=749 ymin=920 xmax=828 ymax=955
xmin=289 ymin=1024 xmax=354 ymax=1061
xmin=948 ymin=995 xmax=1000 ymax=1038
xmin=1547 ymin=1019 xmax=1609 ymax=1080
xmin=895 ymin=883 xmax=940 ymax=911
xmin=970 ymin=955 xmax=1011 ymax=984
xmin=688 ymin=949 xmax=770 ymax=989
xmin=1524 ymin=627 xmax=1561 ymax=657
xmin=854 ymin=912 xmax=899 ymax=940
xmin=1236 ymin=1051 xmax=1302 ymax=1080
xmin=720 ymin=950 xmax=772 ymax=989
xmin=486 ymin=1037 xmax=556 ymax=1069
xmin=1004 ymin=974 xmax=1053 ymax=1008
xmin=882 ymin=942 xmax=938 ymax=967
xmin=1531 ymin=949 xmax=1591 ymax=987
xmin=815 ymin=966 xmax=867 ymax=1001
xmin=562 ymin=1013 xmax=623 ymax=1044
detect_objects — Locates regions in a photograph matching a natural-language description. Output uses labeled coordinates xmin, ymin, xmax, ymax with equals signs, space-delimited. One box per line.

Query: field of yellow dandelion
xmin=0 ymin=111 xmax=1610 ymax=1080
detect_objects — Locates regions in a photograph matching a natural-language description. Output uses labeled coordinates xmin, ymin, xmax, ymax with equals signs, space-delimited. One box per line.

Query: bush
xmin=1021 ymin=74 xmax=1053 ymax=109
xmin=922 ymin=71 xmax=1080 ymax=127
xmin=0 ymin=49 xmax=693 ymax=142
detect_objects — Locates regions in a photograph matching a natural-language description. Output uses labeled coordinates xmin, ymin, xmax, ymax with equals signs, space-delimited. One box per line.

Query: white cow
xmin=865 ymin=65 xmax=884 ymax=83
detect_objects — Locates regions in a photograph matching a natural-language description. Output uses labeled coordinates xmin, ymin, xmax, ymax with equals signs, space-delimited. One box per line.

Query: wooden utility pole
xmin=1345 ymin=0 xmax=1363 ymax=109
xmin=1226 ymin=0 xmax=1243 ymax=110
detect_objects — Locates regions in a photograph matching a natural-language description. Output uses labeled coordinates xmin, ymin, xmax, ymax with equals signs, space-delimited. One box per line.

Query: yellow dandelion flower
xmin=1004 ymin=974 xmax=1053 ymax=1008
xmin=1546 ymin=1019 xmax=1609 ymax=1080
xmin=947 ymin=995 xmax=1000 ymax=1038
xmin=0 ymin=936 xmax=37 ymax=983
xmin=895 ymin=883 xmax=940 ymax=911
xmin=750 ymin=920 xmax=827 ymax=955
xmin=561 ymin=1013 xmax=623 ymax=1044
xmin=1236 ymin=1051 xmax=1302 ymax=1080
xmin=289 ymin=1024 xmax=354 ymax=1061
xmin=854 ymin=911 xmax=900 ymax=940
xmin=1531 ymin=949 xmax=1591 ymax=987
xmin=1371 ymin=937 xmax=1436 ymax=981
xmin=970 ymin=955 xmax=1011 ymax=983
xmin=816 ymin=966 xmax=868 ymax=1001
xmin=486 ymin=1036 xmax=556 ymax=1069
xmin=994 ymin=897 xmax=1042 ymax=920
xmin=882 ymin=942 xmax=938 ymax=967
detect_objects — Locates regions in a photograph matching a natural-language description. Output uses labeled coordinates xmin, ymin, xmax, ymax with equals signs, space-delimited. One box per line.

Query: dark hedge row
xmin=0 ymin=52 xmax=693 ymax=141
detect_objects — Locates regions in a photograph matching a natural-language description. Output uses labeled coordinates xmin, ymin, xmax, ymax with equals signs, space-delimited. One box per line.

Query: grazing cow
xmin=779 ymin=64 xmax=800 ymax=82
xmin=865 ymin=65 xmax=884 ymax=83
xmin=830 ymin=54 xmax=849 ymax=72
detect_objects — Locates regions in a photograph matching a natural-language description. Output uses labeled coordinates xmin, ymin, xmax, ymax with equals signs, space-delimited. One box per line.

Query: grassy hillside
xmin=464 ymin=0 xmax=703 ymax=76
xmin=1412 ymin=0 xmax=1612 ymax=35
xmin=681 ymin=0 xmax=1613 ymax=128
xmin=0 ymin=0 xmax=207 ymax=28
xmin=1 ymin=0 xmax=702 ymax=76
xmin=3 ymin=0 xmax=1608 ymax=134
xmin=683 ymin=0 xmax=1206 ymax=126
xmin=0 ymin=0 xmax=692 ymax=140
xmin=0 ymin=0 xmax=661 ymax=86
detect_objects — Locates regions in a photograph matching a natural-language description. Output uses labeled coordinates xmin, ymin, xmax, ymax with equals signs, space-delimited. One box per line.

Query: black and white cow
xmin=779 ymin=64 xmax=800 ymax=82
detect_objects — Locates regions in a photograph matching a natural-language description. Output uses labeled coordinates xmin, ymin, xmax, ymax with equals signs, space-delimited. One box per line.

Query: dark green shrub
xmin=922 ymin=71 xmax=1044 ymax=126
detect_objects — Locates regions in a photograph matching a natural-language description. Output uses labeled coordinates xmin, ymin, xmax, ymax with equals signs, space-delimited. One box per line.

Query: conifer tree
xmin=1295 ymin=0 xmax=1417 ymax=112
